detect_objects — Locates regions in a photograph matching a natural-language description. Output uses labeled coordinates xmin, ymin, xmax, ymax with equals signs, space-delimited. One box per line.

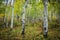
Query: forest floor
xmin=0 ymin=24 xmax=60 ymax=40
xmin=0 ymin=17 xmax=60 ymax=40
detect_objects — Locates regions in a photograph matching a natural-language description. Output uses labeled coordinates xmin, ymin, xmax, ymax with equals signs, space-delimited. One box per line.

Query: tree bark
xmin=4 ymin=0 xmax=8 ymax=27
xmin=10 ymin=0 xmax=14 ymax=28
xmin=21 ymin=0 xmax=28 ymax=35
xmin=6 ymin=0 xmax=11 ymax=27
xmin=43 ymin=0 xmax=48 ymax=38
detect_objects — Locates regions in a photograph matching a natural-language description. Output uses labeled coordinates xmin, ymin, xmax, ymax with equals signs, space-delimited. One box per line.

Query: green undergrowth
xmin=0 ymin=19 xmax=60 ymax=40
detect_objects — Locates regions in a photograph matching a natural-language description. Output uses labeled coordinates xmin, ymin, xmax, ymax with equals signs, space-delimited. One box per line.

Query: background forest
xmin=0 ymin=0 xmax=60 ymax=40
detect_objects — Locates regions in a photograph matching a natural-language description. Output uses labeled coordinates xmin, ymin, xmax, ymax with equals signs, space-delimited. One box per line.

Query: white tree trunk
xmin=21 ymin=0 xmax=28 ymax=35
xmin=4 ymin=0 xmax=11 ymax=27
xmin=6 ymin=0 xmax=11 ymax=27
xmin=43 ymin=0 xmax=48 ymax=37
xmin=4 ymin=0 xmax=8 ymax=27
xmin=10 ymin=0 xmax=14 ymax=28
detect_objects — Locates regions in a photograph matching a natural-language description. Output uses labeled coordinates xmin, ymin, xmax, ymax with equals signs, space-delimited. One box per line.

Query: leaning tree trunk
xmin=10 ymin=0 xmax=14 ymax=29
xmin=43 ymin=0 xmax=48 ymax=38
xmin=21 ymin=0 xmax=28 ymax=35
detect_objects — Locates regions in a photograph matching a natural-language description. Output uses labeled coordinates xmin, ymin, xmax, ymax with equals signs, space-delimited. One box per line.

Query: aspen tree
xmin=21 ymin=0 xmax=28 ymax=35
xmin=10 ymin=0 xmax=14 ymax=28
xmin=43 ymin=0 xmax=48 ymax=38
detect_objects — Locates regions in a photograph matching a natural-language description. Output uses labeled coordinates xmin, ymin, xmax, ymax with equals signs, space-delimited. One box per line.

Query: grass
xmin=0 ymin=17 xmax=60 ymax=40
xmin=0 ymin=24 xmax=60 ymax=40
xmin=0 ymin=25 xmax=42 ymax=40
